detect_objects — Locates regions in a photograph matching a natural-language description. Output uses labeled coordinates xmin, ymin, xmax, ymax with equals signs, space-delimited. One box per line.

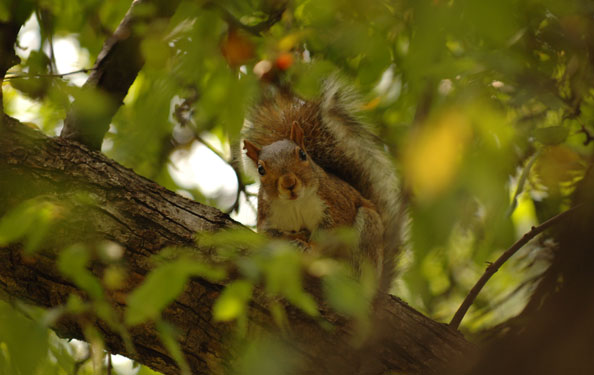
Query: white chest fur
xmin=266 ymin=193 xmax=326 ymax=233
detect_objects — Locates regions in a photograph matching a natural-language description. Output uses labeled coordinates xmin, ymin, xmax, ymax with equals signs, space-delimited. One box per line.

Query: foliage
xmin=1 ymin=0 xmax=594 ymax=373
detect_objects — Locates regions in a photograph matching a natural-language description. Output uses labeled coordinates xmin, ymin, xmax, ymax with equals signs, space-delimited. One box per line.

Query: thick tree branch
xmin=60 ymin=0 xmax=182 ymax=150
xmin=0 ymin=116 xmax=469 ymax=375
xmin=0 ymin=16 xmax=26 ymax=111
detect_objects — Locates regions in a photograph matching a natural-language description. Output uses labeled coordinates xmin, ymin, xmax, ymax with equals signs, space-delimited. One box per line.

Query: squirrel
xmin=244 ymin=121 xmax=384 ymax=275
xmin=242 ymin=78 xmax=402 ymax=292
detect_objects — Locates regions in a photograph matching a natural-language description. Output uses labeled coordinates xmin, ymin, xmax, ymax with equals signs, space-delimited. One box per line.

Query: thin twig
xmin=195 ymin=134 xmax=253 ymax=214
xmin=73 ymin=348 xmax=92 ymax=375
xmin=579 ymin=122 xmax=593 ymax=146
xmin=4 ymin=68 xmax=94 ymax=80
xmin=170 ymin=90 xmax=253 ymax=214
xmin=449 ymin=204 xmax=582 ymax=329
xmin=36 ymin=9 xmax=57 ymax=74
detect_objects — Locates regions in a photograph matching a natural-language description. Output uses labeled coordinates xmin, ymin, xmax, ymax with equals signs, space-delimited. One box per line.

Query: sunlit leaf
xmin=264 ymin=247 xmax=318 ymax=317
xmin=212 ymin=280 xmax=253 ymax=322
xmin=403 ymin=110 xmax=472 ymax=201
xmin=323 ymin=271 xmax=370 ymax=320
xmin=534 ymin=145 xmax=585 ymax=190
xmin=269 ymin=301 xmax=289 ymax=332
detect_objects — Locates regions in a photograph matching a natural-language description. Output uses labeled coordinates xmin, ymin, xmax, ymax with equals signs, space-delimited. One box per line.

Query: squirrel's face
xmin=255 ymin=140 xmax=319 ymax=201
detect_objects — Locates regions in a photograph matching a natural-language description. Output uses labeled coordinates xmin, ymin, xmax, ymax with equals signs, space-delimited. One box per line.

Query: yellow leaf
xmin=534 ymin=145 xmax=584 ymax=190
xmin=403 ymin=111 xmax=472 ymax=201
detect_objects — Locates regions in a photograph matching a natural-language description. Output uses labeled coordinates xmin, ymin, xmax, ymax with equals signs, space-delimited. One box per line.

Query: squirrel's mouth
xmin=284 ymin=190 xmax=299 ymax=200
xmin=279 ymin=188 xmax=300 ymax=200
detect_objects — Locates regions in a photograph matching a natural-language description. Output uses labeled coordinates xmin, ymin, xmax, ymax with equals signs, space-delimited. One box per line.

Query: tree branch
xmin=1 ymin=115 xmax=469 ymax=375
xmin=0 ymin=16 xmax=27 ymax=112
xmin=449 ymin=204 xmax=583 ymax=329
xmin=4 ymin=68 xmax=95 ymax=80
xmin=60 ymin=0 xmax=182 ymax=150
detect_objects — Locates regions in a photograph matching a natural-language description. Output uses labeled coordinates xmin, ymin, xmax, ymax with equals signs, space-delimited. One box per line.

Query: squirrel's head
xmin=244 ymin=122 xmax=319 ymax=200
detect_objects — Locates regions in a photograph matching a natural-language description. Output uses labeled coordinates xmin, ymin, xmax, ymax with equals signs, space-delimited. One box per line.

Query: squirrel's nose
xmin=280 ymin=174 xmax=297 ymax=191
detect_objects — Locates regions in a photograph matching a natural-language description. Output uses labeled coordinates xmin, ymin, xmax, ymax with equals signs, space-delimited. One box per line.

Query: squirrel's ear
xmin=290 ymin=121 xmax=305 ymax=148
xmin=243 ymin=140 xmax=261 ymax=164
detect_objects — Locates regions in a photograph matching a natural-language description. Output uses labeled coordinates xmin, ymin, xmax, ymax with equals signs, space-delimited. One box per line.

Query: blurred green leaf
xmin=196 ymin=228 xmax=267 ymax=258
xmin=0 ymin=199 xmax=58 ymax=253
xmin=293 ymin=60 xmax=337 ymax=98
xmin=58 ymin=244 xmax=104 ymax=300
xmin=323 ymin=270 xmax=370 ymax=320
xmin=48 ymin=332 xmax=76 ymax=374
xmin=269 ymin=301 xmax=289 ymax=332
xmin=533 ymin=126 xmax=569 ymax=145
xmin=0 ymin=301 xmax=49 ymax=375
xmin=233 ymin=336 xmax=299 ymax=375
xmin=264 ymin=247 xmax=318 ymax=317
xmin=157 ymin=320 xmax=190 ymax=375
xmin=126 ymin=257 xmax=225 ymax=325
xmin=212 ymin=280 xmax=253 ymax=322
xmin=0 ymin=3 xmax=9 ymax=22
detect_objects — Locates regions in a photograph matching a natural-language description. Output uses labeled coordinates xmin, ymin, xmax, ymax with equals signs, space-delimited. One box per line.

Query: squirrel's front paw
xmin=290 ymin=237 xmax=311 ymax=251
xmin=265 ymin=228 xmax=311 ymax=250
xmin=285 ymin=230 xmax=311 ymax=250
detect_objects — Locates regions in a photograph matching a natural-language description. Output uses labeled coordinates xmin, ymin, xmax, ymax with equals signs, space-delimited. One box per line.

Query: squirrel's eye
xmin=257 ymin=164 xmax=266 ymax=176
xmin=298 ymin=149 xmax=307 ymax=161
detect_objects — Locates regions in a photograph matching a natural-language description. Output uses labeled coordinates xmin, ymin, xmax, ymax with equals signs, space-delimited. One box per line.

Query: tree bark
xmin=0 ymin=115 xmax=469 ymax=375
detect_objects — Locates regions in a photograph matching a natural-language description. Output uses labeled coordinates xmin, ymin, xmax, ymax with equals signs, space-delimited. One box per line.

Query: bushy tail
xmin=319 ymin=78 xmax=404 ymax=292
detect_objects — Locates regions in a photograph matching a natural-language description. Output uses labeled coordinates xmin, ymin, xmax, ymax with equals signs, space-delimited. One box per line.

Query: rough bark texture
xmin=0 ymin=115 xmax=470 ymax=374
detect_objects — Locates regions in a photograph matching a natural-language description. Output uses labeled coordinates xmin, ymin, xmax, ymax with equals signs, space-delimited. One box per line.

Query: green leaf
xmin=533 ymin=126 xmax=569 ymax=145
xmin=0 ymin=301 xmax=49 ymax=375
xmin=196 ymin=228 xmax=267 ymax=256
xmin=323 ymin=271 xmax=370 ymax=319
xmin=233 ymin=336 xmax=298 ymax=375
xmin=293 ymin=60 xmax=337 ymax=99
xmin=126 ymin=257 xmax=225 ymax=325
xmin=156 ymin=320 xmax=190 ymax=375
xmin=0 ymin=3 xmax=10 ymax=22
xmin=48 ymin=332 xmax=75 ymax=374
xmin=0 ymin=199 xmax=57 ymax=253
xmin=264 ymin=247 xmax=318 ymax=317
xmin=58 ymin=244 xmax=104 ymax=300
xmin=269 ymin=301 xmax=289 ymax=332
xmin=212 ymin=280 xmax=253 ymax=322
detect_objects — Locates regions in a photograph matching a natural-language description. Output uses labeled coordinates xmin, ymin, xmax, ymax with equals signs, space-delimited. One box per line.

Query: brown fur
xmin=244 ymin=121 xmax=384 ymax=278
xmin=243 ymin=80 xmax=402 ymax=291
